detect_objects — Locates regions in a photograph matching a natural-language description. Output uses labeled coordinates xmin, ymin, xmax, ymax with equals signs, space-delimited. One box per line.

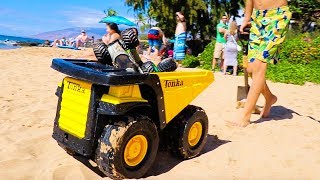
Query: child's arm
xmin=240 ymin=0 xmax=253 ymax=33
xmin=162 ymin=32 xmax=167 ymax=45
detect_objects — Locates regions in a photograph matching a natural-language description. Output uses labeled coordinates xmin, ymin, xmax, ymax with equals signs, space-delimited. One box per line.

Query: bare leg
xmin=52 ymin=39 xmax=60 ymax=47
xmin=76 ymin=40 xmax=80 ymax=48
xmin=219 ymin=59 xmax=224 ymax=71
xmin=153 ymin=48 xmax=159 ymax=57
xmin=223 ymin=64 xmax=227 ymax=75
xmin=147 ymin=46 xmax=151 ymax=55
xmin=76 ymin=40 xmax=83 ymax=48
xmin=212 ymin=58 xmax=218 ymax=71
xmin=260 ymin=82 xmax=277 ymax=118
xmin=233 ymin=66 xmax=238 ymax=76
xmin=228 ymin=59 xmax=267 ymax=127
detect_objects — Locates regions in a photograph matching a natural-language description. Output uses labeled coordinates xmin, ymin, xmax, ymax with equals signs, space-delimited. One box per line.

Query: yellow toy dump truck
xmin=51 ymin=59 xmax=214 ymax=179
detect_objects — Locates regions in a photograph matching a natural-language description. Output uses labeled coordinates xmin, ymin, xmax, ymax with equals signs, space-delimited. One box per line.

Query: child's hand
xmin=240 ymin=23 xmax=246 ymax=34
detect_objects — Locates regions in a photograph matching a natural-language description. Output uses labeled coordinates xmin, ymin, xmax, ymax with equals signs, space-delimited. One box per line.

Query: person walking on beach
xmin=212 ymin=15 xmax=229 ymax=71
xmin=223 ymin=21 xmax=239 ymax=76
xmin=173 ymin=11 xmax=187 ymax=61
xmin=228 ymin=0 xmax=292 ymax=127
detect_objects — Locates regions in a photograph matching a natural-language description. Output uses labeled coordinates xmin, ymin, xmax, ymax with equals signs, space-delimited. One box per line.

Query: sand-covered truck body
xmin=51 ymin=58 xmax=214 ymax=179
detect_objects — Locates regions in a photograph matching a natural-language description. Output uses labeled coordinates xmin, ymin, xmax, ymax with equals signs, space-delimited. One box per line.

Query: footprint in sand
xmin=53 ymin=165 xmax=85 ymax=179
xmin=284 ymin=160 xmax=293 ymax=168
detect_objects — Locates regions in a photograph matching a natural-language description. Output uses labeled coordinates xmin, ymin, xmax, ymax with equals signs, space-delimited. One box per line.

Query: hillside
xmin=31 ymin=27 xmax=106 ymax=40
xmin=31 ymin=25 xmax=137 ymax=40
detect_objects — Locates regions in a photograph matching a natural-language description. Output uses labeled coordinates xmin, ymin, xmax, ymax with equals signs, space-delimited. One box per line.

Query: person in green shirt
xmin=212 ymin=15 xmax=229 ymax=71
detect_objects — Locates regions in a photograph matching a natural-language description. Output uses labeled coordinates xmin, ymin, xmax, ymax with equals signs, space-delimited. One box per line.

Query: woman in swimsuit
xmin=102 ymin=23 xmax=121 ymax=45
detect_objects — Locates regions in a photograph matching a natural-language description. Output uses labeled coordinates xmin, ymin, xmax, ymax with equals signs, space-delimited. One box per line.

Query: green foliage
xmin=136 ymin=13 xmax=147 ymax=26
xmin=312 ymin=35 xmax=320 ymax=46
xmin=196 ymin=40 xmax=244 ymax=70
xmin=139 ymin=34 xmax=148 ymax=41
xmin=105 ymin=8 xmax=117 ymax=16
xmin=266 ymin=60 xmax=320 ymax=85
xmin=279 ymin=33 xmax=320 ymax=65
xmin=280 ymin=36 xmax=311 ymax=64
xmin=125 ymin=0 xmax=244 ymax=38
xmin=192 ymin=32 xmax=320 ymax=85
xmin=266 ymin=62 xmax=306 ymax=85
xmin=237 ymin=50 xmax=244 ymax=71
xmin=306 ymin=60 xmax=320 ymax=84
xmin=198 ymin=41 xmax=215 ymax=70
xmin=182 ymin=55 xmax=200 ymax=68
xmin=289 ymin=0 xmax=320 ymax=21
xmin=266 ymin=33 xmax=320 ymax=85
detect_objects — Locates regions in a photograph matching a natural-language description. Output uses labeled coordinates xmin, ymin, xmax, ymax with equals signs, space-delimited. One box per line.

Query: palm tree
xmin=136 ymin=13 xmax=146 ymax=25
xmin=125 ymin=0 xmax=146 ymax=11
xmin=135 ymin=12 xmax=147 ymax=31
xmin=146 ymin=7 xmax=156 ymax=29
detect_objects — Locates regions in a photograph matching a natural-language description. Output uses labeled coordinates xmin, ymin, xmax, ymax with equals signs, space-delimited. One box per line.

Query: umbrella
xmin=99 ymin=15 xmax=135 ymax=26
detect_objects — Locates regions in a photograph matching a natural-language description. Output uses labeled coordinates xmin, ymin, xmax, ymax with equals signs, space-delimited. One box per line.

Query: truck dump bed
xmin=51 ymin=58 xmax=148 ymax=86
xmin=52 ymin=58 xmax=214 ymax=126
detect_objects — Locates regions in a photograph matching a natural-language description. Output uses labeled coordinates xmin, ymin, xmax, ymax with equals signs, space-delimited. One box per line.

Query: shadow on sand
xmin=71 ymin=134 xmax=230 ymax=178
xmin=253 ymin=105 xmax=320 ymax=124
xmin=72 ymin=155 xmax=106 ymax=177
xmin=144 ymin=134 xmax=230 ymax=177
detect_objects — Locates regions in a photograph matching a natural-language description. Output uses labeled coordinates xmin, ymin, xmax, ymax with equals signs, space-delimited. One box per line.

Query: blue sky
xmin=0 ymin=0 xmax=135 ymax=36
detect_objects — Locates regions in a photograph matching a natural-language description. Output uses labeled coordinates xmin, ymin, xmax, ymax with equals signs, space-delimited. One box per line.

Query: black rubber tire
xmin=140 ymin=61 xmax=156 ymax=73
xmin=121 ymin=28 xmax=139 ymax=49
xmin=93 ymin=42 xmax=112 ymax=66
xmin=95 ymin=115 xmax=159 ymax=179
xmin=165 ymin=105 xmax=208 ymax=159
xmin=157 ymin=57 xmax=177 ymax=72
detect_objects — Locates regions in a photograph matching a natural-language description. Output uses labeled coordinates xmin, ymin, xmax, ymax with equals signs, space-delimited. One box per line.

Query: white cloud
xmin=0 ymin=23 xmax=43 ymax=36
xmin=61 ymin=7 xmax=106 ymax=27
xmin=60 ymin=7 xmax=137 ymax=28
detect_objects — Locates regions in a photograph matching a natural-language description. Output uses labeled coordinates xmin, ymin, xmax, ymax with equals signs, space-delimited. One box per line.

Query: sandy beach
xmin=1 ymin=47 xmax=320 ymax=179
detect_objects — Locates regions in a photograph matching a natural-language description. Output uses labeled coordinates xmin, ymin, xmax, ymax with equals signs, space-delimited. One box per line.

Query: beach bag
xmin=148 ymin=29 xmax=160 ymax=40
xmin=231 ymin=35 xmax=242 ymax=52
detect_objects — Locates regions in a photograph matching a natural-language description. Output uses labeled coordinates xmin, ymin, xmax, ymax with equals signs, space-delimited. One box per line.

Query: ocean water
xmin=0 ymin=43 xmax=20 ymax=50
xmin=0 ymin=35 xmax=45 ymax=49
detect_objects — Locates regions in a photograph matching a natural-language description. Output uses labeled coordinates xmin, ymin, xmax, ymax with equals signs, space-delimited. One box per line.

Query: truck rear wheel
xmin=121 ymin=28 xmax=139 ymax=49
xmin=141 ymin=61 xmax=156 ymax=73
xmin=166 ymin=105 xmax=208 ymax=159
xmin=95 ymin=115 xmax=159 ymax=179
xmin=93 ymin=42 xmax=112 ymax=66
xmin=157 ymin=57 xmax=177 ymax=72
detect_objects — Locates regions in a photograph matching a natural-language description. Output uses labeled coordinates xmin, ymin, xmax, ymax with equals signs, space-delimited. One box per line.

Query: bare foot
xmin=226 ymin=114 xmax=251 ymax=127
xmin=260 ymin=95 xmax=277 ymax=118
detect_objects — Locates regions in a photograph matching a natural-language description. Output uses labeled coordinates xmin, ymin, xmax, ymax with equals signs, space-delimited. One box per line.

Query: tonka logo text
xmin=67 ymin=82 xmax=85 ymax=93
xmin=164 ymin=79 xmax=184 ymax=88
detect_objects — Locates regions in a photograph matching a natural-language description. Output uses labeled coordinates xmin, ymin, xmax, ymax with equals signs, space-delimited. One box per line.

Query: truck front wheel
xmin=95 ymin=114 xmax=159 ymax=179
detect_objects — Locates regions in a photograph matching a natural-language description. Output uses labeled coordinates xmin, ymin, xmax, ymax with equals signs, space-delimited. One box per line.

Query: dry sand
xmin=0 ymin=47 xmax=320 ymax=179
